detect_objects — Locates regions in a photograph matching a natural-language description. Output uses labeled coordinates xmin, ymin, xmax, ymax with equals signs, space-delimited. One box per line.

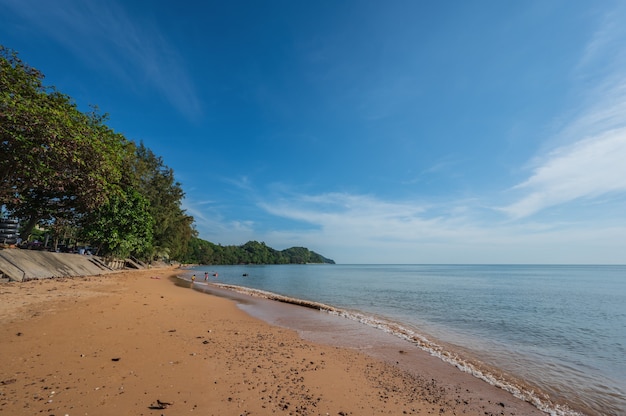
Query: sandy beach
xmin=0 ymin=267 xmax=545 ymax=415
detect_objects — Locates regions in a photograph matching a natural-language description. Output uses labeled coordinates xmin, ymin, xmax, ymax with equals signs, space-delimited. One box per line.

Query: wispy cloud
xmin=255 ymin=191 xmax=626 ymax=263
xmin=181 ymin=168 xmax=626 ymax=263
xmin=183 ymin=198 xmax=256 ymax=245
xmin=576 ymin=5 xmax=626 ymax=76
xmin=178 ymin=1 xmax=626 ymax=264
xmin=502 ymin=128 xmax=626 ymax=219
xmin=501 ymin=6 xmax=626 ymax=219
xmin=260 ymin=192 xmax=434 ymax=239
xmin=402 ymin=155 xmax=461 ymax=185
xmin=3 ymin=0 xmax=201 ymax=118
xmin=221 ymin=175 xmax=254 ymax=192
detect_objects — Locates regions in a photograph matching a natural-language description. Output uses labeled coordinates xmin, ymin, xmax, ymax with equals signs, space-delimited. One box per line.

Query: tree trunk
xmin=19 ymin=215 xmax=39 ymax=241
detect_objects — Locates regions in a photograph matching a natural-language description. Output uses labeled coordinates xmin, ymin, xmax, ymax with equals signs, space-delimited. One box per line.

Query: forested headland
xmin=187 ymin=239 xmax=334 ymax=265
xmin=0 ymin=45 xmax=334 ymax=265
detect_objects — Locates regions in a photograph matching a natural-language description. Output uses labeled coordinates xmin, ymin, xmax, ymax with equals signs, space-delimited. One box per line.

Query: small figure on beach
xmin=191 ymin=274 xmax=196 ymax=283
xmin=204 ymin=272 xmax=209 ymax=281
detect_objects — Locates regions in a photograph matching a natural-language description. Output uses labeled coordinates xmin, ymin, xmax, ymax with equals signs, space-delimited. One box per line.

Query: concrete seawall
xmin=0 ymin=250 xmax=118 ymax=282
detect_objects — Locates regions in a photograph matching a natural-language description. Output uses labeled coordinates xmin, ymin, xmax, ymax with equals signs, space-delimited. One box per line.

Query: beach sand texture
xmin=0 ymin=268 xmax=545 ymax=415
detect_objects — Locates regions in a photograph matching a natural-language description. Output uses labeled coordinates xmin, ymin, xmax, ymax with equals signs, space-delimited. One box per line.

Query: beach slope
xmin=0 ymin=268 xmax=544 ymax=415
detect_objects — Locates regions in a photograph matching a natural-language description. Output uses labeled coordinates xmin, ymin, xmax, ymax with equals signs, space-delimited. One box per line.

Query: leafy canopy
xmin=1 ymin=45 xmax=333 ymax=265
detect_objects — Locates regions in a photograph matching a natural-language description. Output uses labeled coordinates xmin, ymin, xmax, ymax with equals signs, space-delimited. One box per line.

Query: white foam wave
xmin=210 ymin=281 xmax=584 ymax=416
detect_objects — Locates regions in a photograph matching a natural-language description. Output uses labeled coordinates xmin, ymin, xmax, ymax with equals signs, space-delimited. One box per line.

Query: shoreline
xmin=202 ymin=281 xmax=565 ymax=414
xmin=1 ymin=268 xmax=545 ymax=415
xmin=184 ymin=263 xmax=626 ymax=416
xmin=192 ymin=279 xmax=582 ymax=416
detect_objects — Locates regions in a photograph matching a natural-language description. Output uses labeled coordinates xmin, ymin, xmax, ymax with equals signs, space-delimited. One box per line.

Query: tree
xmin=186 ymin=237 xmax=217 ymax=265
xmin=1 ymin=46 xmax=126 ymax=238
xmin=129 ymin=142 xmax=194 ymax=261
xmin=182 ymin=238 xmax=335 ymax=265
xmin=242 ymin=241 xmax=278 ymax=264
xmin=0 ymin=45 xmax=47 ymax=205
xmin=1 ymin=45 xmax=195 ymax=262
xmin=79 ymin=188 xmax=154 ymax=259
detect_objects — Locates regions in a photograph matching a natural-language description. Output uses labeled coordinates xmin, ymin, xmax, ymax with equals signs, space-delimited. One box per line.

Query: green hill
xmin=185 ymin=238 xmax=335 ymax=265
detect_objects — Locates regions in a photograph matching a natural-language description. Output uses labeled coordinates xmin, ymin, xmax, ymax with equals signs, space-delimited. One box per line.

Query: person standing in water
xmin=204 ymin=272 xmax=209 ymax=281
xmin=191 ymin=274 xmax=196 ymax=283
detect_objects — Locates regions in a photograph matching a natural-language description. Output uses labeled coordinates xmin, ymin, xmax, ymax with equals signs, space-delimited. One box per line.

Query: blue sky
xmin=2 ymin=0 xmax=626 ymax=264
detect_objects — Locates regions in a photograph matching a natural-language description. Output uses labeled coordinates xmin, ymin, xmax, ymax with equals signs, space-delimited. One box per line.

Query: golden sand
xmin=0 ymin=267 xmax=544 ymax=415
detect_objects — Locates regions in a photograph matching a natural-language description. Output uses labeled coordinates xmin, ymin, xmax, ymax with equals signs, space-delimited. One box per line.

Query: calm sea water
xmin=189 ymin=264 xmax=626 ymax=415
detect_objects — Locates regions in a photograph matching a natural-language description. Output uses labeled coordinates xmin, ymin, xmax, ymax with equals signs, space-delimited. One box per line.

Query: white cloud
xmin=260 ymin=193 xmax=435 ymax=240
xmin=576 ymin=5 xmax=626 ymax=77
xmin=183 ymin=199 xmax=256 ymax=245
xmin=254 ymin=191 xmax=626 ymax=264
xmin=183 ymin=180 xmax=626 ymax=263
xmin=221 ymin=175 xmax=254 ymax=191
xmin=502 ymin=128 xmax=626 ymax=219
xmin=502 ymin=5 xmax=626 ymax=220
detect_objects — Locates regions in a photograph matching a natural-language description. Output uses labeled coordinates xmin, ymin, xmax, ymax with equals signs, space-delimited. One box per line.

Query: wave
xmin=198 ymin=280 xmax=585 ymax=416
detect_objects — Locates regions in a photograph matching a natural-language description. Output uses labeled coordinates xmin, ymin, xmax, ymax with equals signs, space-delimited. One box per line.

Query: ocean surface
xmin=188 ymin=264 xmax=626 ymax=415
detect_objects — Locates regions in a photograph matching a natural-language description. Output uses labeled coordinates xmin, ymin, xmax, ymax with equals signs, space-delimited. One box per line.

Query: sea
xmin=187 ymin=264 xmax=626 ymax=416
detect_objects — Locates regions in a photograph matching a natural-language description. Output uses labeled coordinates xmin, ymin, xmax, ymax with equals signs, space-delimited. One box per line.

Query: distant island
xmin=185 ymin=239 xmax=335 ymax=265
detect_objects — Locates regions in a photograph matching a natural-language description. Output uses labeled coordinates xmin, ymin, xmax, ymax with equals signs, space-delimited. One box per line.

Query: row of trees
xmin=184 ymin=239 xmax=335 ymax=265
xmin=1 ymin=45 xmax=193 ymax=261
xmin=1 ymin=45 xmax=334 ymax=265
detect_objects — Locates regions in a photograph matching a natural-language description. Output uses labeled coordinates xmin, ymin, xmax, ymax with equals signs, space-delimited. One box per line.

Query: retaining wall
xmin=0 ymin=250 xmax=118 ymax=282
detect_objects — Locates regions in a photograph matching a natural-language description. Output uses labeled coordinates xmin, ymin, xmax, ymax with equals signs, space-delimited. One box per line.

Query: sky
xmin=2 ymin=0 xmax=626 ymax=264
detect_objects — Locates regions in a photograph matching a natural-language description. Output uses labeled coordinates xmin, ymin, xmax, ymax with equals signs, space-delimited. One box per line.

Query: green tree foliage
xmin=0 ymin=45 xmax=48 ymax=204
xmin=1 ymin=46 xmax=330 ymax=265
xmin=128 ymin=142 xmax=194 ymax=261
xmin=184 ymin=238 xmax=335 ymax=265
xmin=280 ymin=246 xmax=334 ymax=264
xmin=0 ymin=46 xmax=193 ymax=261
xmin=1 ymin=46 xmax=125 ymax=237
xmin=80 ymin=188 xmax=154 ymax=259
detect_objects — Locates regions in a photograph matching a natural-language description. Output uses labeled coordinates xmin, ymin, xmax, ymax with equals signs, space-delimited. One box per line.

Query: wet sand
xmin=0 ymin=267 xmax=545 ymax=415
